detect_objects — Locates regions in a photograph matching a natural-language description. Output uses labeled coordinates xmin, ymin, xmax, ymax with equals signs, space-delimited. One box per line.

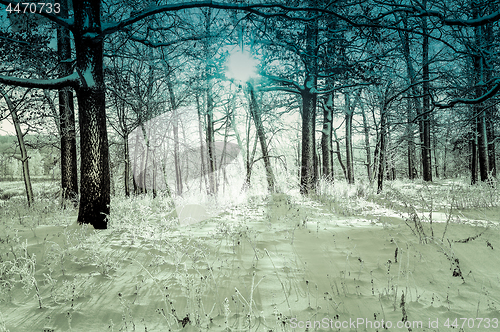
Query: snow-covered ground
xmin=0 ymin=179 xmax=499 ymax=331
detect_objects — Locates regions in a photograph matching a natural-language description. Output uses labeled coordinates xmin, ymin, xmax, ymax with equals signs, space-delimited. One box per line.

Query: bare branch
xmin=101 ymin=2 xmax=352 ymax=37
xmin=434 ymin=80 xmax=500 ymax=108
xmin=129 ymin=34 xmax=209 ymax=48
xmin=0 ymin=72 xmax=80 ymax=89
xmin=376 ymin=2 xmax=500 ymax=27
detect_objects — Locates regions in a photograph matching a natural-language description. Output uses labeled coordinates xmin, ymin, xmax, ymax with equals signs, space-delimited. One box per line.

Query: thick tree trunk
xmin=57 ymin=0 xmax=78 ymax=206
xmin=299 ymin=7 xmax=318 ymax=195
xmin=400 ymin=15 xmax=420 ymax=180
xmin=74 ymin=0 xmax=110 ymax=229
xmin=321 ymin=94 xmax=334 ymax=181
xmin=248 ymin=83 xmax=276 ymax=192
xmin=300 ymin=89 xmax=317 ymax=194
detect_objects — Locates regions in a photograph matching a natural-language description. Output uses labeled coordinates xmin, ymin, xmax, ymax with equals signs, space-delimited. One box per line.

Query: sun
xmin=226 ymin=50 xmax=258 ymax=82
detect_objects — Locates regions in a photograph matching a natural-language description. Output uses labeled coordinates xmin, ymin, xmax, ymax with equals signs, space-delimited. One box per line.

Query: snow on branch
xmin=434 ymin=79 xmax=500 ymax=109
xmin=375 ymin=2 xmax=500 ymax=27
xmin=0 ymin=72 xmax=80 ymax=89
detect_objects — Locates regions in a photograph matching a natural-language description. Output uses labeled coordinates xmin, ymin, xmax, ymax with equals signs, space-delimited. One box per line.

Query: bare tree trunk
xmin=433 ymin=133 xmax=439 ymax=178
xmin=219 ymin=112 xmax=230 ymax=194
xmin=471 ymin=117 xmax=478 ymax=184
xmin=321 ymin=94 xmax=334 ymax=181
xmin=372 ymin=112 xmax=380 ymax=182
xmin=196 ymin=94 xmax=208 ymax=193
xmin=299 ymin=1 xmax=318 ymax=195
xmin=242 ymin=113 xmax=258 ymax=191
xmin=484 ymin=8 xmax=497 ymax=178
xmin=332 ymin=125 xmax=347 ymax=180
xmin=421 ymin=0 xmax=433 ymax=182
xmin=442 ymin=122 xmax=451 ymax=178
xmin=399 ymin=15 xmax=420 ymax=180
xmin=360 ymin=102 xmax=372 ymax=182
xmin=74 ymin=1 xmax=110 ymax=229
xmin=377 ymin=107 xmax=387 ymax=194
xmin=57 ymin=0 xmax=79 ymax=206
xmin=472 ymin=1 xmax=490 ymax=182
xmin=0 ymin=89 xmax=34 ymax=206
xmin=407 ymin=97 xmax=417 ymax=180
xmin=248 ymin=83 xmax=276 ymax=192
xmin=487 ymin=111 xmax=497 ymax=177
xmin=477 ymin=110 xmax=489 ymax=181
xmin=386 ymin=130 xmax=396 ymax=181
xmin=123 ymin=132 xmax=130 ymax=196
xmin=345 ymin=93 xmax=355 ymax=184
xmin=167 ymin=80 xmax=183 ymax=195
xmin=206 ymin=91 xmax=217 ymax=195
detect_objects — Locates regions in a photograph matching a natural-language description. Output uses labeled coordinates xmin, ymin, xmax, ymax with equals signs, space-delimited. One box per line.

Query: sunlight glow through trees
xmin=226 ymin=51 xmax=258 ymax=82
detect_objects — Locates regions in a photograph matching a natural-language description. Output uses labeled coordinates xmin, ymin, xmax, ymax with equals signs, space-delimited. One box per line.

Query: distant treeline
xmin=0 ymin=135 xmax=59 ymax=180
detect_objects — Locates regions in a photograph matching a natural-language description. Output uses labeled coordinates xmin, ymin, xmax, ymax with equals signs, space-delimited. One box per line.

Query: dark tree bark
xmin=203 ymin=8 xmax=216 ymax=195
xmin=421 ymin=0 xmax=433 ymax=182
xmin=472 ymin=1 xmax=490 ymax=183
xmin=57 ymin=0 xmax=79 ymax=206
xmin=399 ymin=14 xmax=419 ymax=180
xmin=248 ymin=83 xmax=276 ymax=192
xmin=332 ymin=125 xmax=347 ymax=180
xmin=484 ymin=12 xmax=497 ymax=178
xmin=476 ymin=106 xmax=490 ymax=182
xmin=205 ymin=90 xmax=216 ymax=195
xmin=377 ymin=106 xmax=387 ymax=194
xmin=300 ymin=88 xmax=317 ymax=194
xmin=386 ymin=130 xmax=396 ymax=181
xmin=344 ymin=93 xmax=355 ymax=184
xmin=486 ymin=110 xmax=497 ymax=177
xmin=433 ymin=132 xmax=439 ymax=178
xmin=123 ymin=132 xmax=130 ymax=196
xmin=74 ymin=0 xmax=110 ymax=229
xmin=321 ymin=94 xmax=334 ymax=180
xmin=299 ymin=5 xmax=318 ymax=194
xmin=360 ymin=103 xmax=373 ymax=181
xmin=406 ymin=97 xmax=418 ymax=180
xmin=471 ymin=120 xmax=478 ymax=184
